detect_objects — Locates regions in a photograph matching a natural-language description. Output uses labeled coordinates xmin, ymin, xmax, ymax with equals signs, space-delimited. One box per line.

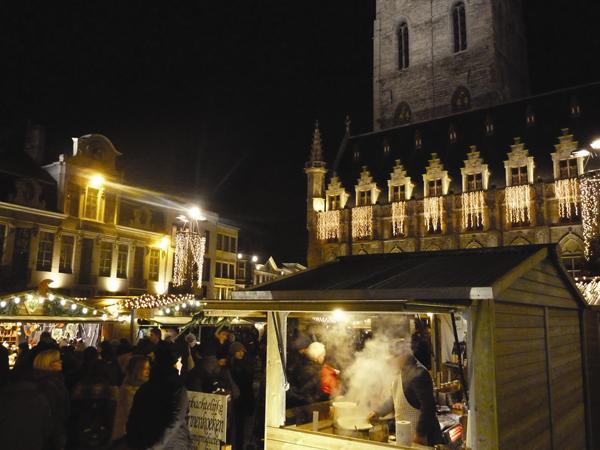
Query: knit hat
xmin=305 ymin=342 xmax=326 ymax=362
xmin=229 ymin=341 xmax=246 ymax=355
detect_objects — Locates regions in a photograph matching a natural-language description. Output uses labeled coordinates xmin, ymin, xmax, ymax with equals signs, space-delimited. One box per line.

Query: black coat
xmin=32 ymin=370 xmax=70 ymax=450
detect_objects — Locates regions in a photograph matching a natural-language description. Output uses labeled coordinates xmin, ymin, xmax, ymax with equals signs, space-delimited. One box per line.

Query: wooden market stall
xmin=204 ymin=245 xmax=592 ymax=450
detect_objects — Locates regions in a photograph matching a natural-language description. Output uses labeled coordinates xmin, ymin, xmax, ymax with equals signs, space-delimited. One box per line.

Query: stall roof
xmin=218 ymin=245 xmax=584 ymax=312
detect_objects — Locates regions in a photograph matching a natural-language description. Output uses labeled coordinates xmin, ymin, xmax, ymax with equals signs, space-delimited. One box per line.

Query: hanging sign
xmin=187 ymin=391 xmax=229 ymax=450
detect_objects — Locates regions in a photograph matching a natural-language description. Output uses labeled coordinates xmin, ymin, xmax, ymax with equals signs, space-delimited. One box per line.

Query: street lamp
xmin=89 ymin=174 xmax=105 ymax=188
xmin=188 ymin=206 xmax=204 ymax=221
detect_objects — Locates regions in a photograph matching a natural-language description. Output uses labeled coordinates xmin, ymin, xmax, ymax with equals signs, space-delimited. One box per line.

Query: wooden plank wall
xmin=495 ymin=302 xmax=552 ymax=449
xmin=582 ymin=310 xmax=600 ymax=450
xmin=547 ymin=308 xmax=586 ymax=450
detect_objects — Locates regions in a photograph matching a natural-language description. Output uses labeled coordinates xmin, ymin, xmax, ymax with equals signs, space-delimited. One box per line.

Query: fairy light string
xmin=555 ymin=178 xmax=580 ymax=219
xmin=352 ymin=206 xmax=373 ymax=239
xmin=505 ymin=185 xmax=531 ymax=224
xmin=424 ymin=196 xmax=444 ymax=232
xmin=461 ymin=191 xmax=486 ymax=230
xmin=317 ymin=210 xmax=340 ymax=240
xmin=391 ymin=201 xmax=407 ymax=236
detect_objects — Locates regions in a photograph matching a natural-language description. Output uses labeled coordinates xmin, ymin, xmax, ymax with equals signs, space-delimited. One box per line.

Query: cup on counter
xmin=395 ymin=420 xmax=411 ymax=446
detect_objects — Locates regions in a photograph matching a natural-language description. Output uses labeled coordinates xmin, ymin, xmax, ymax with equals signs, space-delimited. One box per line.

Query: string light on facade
xmin=122 ymin=293 xmax=198 ymax=310
xmin=173 ymin=230 xmax=206 ymax=286
xmin=317 ymin=210 xmax=341 ymax=241
xmin=424 ymin=196 xmax=444 ymax=232
xmin=505 ymin=185 xmax=531 ymax=224
xmin=581 ymin=173 xmax=600 ymax=259
xmin=555 ymin=178 xmax=580 ymax=219
xmin=352 ymin=206 xmax=373 ymax=239
xmin=461 ymin=191 xmax=485 ymax=230
xmin=391 ymin=201 xmax=407 ymax=236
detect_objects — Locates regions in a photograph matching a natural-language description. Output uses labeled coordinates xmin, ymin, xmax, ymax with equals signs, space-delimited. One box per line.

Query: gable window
xmin=358 ymin=190 xmax=370 ymax=206
xmin=397 ymin=22 xmax=409 ymax=70
xmin=117 ymin=244 xmax=129 ymax=278
xmin=36 ymin=232 xmax=54 ymax=272
xmin=429 ymin=179 xmax=443 ymax=197
xmin=99 ymin=242 xmax=113 ymax=277
xmin=329 ymin=194 xmax=341 ymax=210
xmin=559 ymin=158 xmax=578 ymax=179
xmin=511 ymin=166 xmax=528 ymax=185
xmin=391 ymin=185 xmax=406 ymax=202
xmin=452 ymin=2 xmax=467 ymax=53
xmin=83 ymin=187 xmax=103 ymax=221
xmin=59 ymin=235 xmax=74 ymax=274
xmin=467 ymin=173 xmax=483 ymax=191
xmin=149 ymin=248 xmax=160 ymax=281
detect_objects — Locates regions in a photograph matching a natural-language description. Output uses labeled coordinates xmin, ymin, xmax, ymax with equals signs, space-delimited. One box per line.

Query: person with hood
xmin=112 ymin=355 xmax=150 ymax=442
xmin=32 ymin=349 xmax=70 ymax=450
xmin=126 ymin=344 xmax=192 ymax=449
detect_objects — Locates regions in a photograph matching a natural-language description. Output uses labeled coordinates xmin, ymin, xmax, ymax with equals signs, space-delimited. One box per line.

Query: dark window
xmin=0 ymin=223 xmax=6 ymax=263
xmin=358 ymin=190 xmax=370 ymax=206
xmin=452 ymin=2 xmax=467 ymax=52
xmin=230 ymin=237 xmax=237 ymax=253
xmin=132 ymin=246 xmax=145 ymax=288
xmin=99 ymin=242 xmax=113 ymax=277
xmin=237 ymin=261 xmax=246 ymax=279
xmin=329 ymin=195 xmax=341 ymax=210
xmin=117 ymin=244 xmax=129 ymax=278
xmin=148 ymin=249 xmax=160 ymax=281
xmin=451 ymin=86 xmax=471 ymax=112
xmin=36 ymin=232 xmax=54 ymax=272
xmin=467 ymin=173 xmax=483 ymax=191
xmin=429 ymin=179 xmax=443 ymax=197
xmin=59 ymin=235 xmax=74 ymax=274
xmin=511 ymin=166 xmax=528 ymax=185
xmin=559 ymin=158 xmax=578 ymax=179
xmin=394 ymin=102 xmax=411 ymax=125
xmin=397 ymin=22 xmax=409 ymax=70
xmin=79 ymin=238 xmax=93 ymax=284
xmin=202 ymin=257 xmax=211 ymax=282
xmin=204 ymin=230 xmax=210 ymax=250
xmin=216 ymin=234 xmax=223 ymax=251
xmin=391 ymin=185 xmax=406 ymax=202
xmin=216 ymin=262 xmax=222 ymax=278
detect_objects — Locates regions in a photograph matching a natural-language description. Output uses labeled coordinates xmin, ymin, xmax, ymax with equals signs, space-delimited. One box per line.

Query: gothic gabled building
xmin=306 ymin=0 xmax=597 ymax=274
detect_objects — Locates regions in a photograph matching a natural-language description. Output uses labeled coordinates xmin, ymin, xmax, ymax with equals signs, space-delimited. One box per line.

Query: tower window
xmin=525 ymin=105 xmax=536 ymax=127
xmin=397 ymin=22 xmax=409 ymax=70
xmin=414 ymin=130 xmax=423 ymax=150
xmin=484 ymin=115 xmax=494 ymax=136
xmin=570 ymin=95 xmax=581 ymax=118
xmin=449 ymin=123 xmax=457 ymax=143
xmin=394 ymin=102 xmax=411 ymax=125
xmin=451 ymin=86 xmax=471 ymax=112
xmin=452 ymin=2 xmax=467 ymax=53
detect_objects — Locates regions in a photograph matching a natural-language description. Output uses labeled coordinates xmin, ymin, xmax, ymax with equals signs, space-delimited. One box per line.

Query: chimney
xmin=24 ymin=123 xmax=46 ymax=165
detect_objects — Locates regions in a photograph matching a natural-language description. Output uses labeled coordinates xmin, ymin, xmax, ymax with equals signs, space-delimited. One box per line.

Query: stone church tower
xmin=373 ymin=0 xmax=529 ymax=129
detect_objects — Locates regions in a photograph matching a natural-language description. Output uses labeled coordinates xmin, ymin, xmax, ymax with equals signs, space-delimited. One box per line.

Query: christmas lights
xmin=352 ymin=206 xmax=373 ymax=239
xmin=581 ymin=173 xmax=600 ymax=259
xmin=391 ymin=201 xmax=407 ymax=236
xmin=505 ymin=185 xmax=531 ymax=224
xmin=555 ymin=178 xmax=580 ymax=219
xmin=576 ymin=277 xmax=600 ymax=305
xmin=424 ymin=196 xmax=444 ymax=232
xmin=461 ymin=191 xmax=485 ymax=230
xmin=121 ymin=293 xmax=199 ymax=310
xmin=317 ymin=210 xmax=341 ymax=240
xmin=173 ymin=231 xmax=206 ymax=286
xmin=0 ymin=290 xmax=112 ymax=319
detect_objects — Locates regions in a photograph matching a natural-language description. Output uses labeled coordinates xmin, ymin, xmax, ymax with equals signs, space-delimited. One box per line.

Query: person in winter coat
xmin=69 ymin=347 xmax=118 ymax=449
xmin=229 ymin=342 xmax=255 ymax=450
xmin=0 ymin=346 xmax=54 ymax=450
xmin=32 ymin=349 xmax=70 ymax=450
xmin=112 ymin=355 xmax=150 ymax=441
xmin=126 ymin=344 xmax=192 ymax=449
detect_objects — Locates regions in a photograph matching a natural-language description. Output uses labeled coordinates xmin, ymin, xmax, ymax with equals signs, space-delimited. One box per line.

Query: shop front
xmin=205 ymin=245 xmax=592 ymax=450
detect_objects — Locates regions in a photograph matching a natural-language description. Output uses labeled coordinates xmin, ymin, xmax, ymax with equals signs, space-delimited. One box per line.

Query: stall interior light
xmin=13 ymin=297 xmax=20 ymax=304
xmin=591 ymin=139 xmax=600 ymax=150
xmin=331 ymin=308 xmax=347 ymax=323
xmin=0 ymin=301 xmax=5 ymax=308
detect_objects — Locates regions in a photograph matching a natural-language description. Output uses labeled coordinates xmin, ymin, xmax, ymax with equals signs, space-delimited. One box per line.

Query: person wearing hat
xmin=367 ymin=337 xmax=443 ymax=446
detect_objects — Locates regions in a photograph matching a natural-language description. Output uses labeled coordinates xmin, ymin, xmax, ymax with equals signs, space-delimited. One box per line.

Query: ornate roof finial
xmin=309 ymin=120 xmax=324 ymax=162
xmin=345 ymin=114 xmax=352 ymax=135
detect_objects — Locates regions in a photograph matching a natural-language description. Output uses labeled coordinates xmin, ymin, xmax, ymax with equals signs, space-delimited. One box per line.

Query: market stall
xmin=0 ymin=288 xmax=118 ymax=356
xmin=204 ymin=245 xmax=592 ymax=450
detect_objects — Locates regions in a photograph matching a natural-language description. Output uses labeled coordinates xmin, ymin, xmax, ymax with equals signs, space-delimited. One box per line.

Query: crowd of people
xmin=0 ymin=325 xmax=265 ymax=450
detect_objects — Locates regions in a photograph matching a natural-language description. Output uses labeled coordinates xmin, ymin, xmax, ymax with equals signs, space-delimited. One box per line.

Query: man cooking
xmin=368 ymin=337 xmax=443 ymax=446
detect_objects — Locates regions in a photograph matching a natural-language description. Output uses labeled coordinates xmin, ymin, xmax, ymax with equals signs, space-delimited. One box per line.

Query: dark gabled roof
xmin=245 ymin=245 xmax=544 ymax=294
xmin=332 ymin=82 xmax=600 ymax=198
xmin=0 ymin=149 xmax=57 ymax=185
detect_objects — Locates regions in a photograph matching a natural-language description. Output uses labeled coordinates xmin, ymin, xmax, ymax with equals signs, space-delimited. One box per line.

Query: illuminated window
xmin=237 ymin=261 xmax=246 ymax=279
xmin=149 ymin=248 xmax=160 ymax=281
xmin=415 ymin=130 xmax=423 ymax=150
xmin=36 ymin=232 xmax=54 ymax=271
xmin=467 ymin=173 xmax=483 ymax=191
xmin=452 ymin=2 xmax=467 ymax=53
xmin=329 ymin=194 xmax=341 ymax=210
xmin=99 ymin=242 xmax=113 ymax=277
xmin=525 ymin=105 xmax=536 ymax=127
xmin=83 ymin=187 xmax=103 ymax=221
xmin=559 ymin=158 xmax=578 ymax=179
xmin=358 ymin=190 xmax=370 ymax=206
xmin=59 ymin=235 xmax=74 ymax=274
xmin=511 ymin=166 xmax=528 ymax=185
xmin=390 ymin=185 xmax=406 ymax=202
xmin=117 ymin=244 xmax=129 ymax=279
xmin=397 ymin=22 xmax=409 ymax=70
xmin=449 ymin=124 xmax=457 ymax=143
xmin=429 ymin=179 xmax=443 ymax=197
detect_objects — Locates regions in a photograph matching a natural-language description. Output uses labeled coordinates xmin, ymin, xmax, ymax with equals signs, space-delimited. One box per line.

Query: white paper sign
xmin=187 ymin=391 xmax=229 ymax=449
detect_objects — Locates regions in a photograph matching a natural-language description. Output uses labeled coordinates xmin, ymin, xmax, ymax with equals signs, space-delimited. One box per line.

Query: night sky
xmin=2 ymin=1 xmax=600 ymax=263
